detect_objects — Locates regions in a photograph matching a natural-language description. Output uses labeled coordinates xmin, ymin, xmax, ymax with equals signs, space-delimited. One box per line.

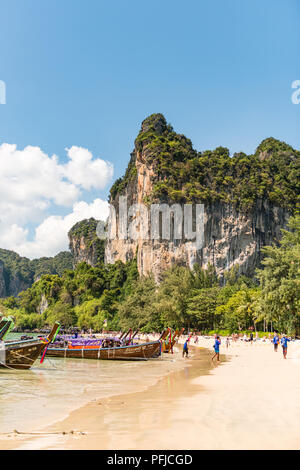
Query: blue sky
xmin=0 ymin=0 xmax=299 ymax=257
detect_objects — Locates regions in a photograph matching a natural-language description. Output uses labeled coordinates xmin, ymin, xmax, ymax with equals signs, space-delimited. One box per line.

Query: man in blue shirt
xmin=182 ymin=339 xmax=189 ymax=358
xmin=280 ymin=334 xmax=291 ymax=359
xmin=272 ymin=333 xmax=279 ymax=352
xmin=212 ymin=336 xmax=221 ymax=362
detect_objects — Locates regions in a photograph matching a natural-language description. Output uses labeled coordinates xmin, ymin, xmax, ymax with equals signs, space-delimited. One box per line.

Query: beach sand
xmin=1 ymin=337 xmax=300 ymax=450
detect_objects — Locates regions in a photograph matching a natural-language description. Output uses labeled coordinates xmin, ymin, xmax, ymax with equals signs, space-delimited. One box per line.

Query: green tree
xmin=46 ymin=301 xmax=77 ymax=328
xmin=187 ymin=287 xmax=221 ymax=330
xmin=216 ymin=288 xmax=260 ymax=332
xmin=155 ymin=266 xmax=194 ymax=329
xmin=117 ymin=275 xmax=160 ymax=332
xmin=256 ymin=215 xmax=300 ymax=334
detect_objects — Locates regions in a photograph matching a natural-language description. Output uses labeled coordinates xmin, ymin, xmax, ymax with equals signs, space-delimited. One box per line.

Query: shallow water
xmin=0 ymin=336 xmax=186 ymax=434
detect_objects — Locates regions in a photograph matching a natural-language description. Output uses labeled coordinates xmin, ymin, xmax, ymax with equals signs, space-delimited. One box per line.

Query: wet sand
xmin=0 ymin=346 xmax=215 ymax=450
xmin=2 ymin=337 xmax=300 ymax=450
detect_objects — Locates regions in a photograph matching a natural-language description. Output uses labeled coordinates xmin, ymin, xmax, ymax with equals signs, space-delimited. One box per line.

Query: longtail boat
xmin=46 ymin=330 xmax=168 ymax=361
xmin=0 ymin=322 xmax=60 ymax=370
xmin=162 ymin=328 xmax=184 ymax=353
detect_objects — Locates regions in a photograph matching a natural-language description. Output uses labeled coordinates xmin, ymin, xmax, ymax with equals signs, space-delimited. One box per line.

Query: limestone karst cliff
xmin=68 ymin=218 xmax=105 ymax=267
xmin=105 ymin=113 xmax=299 ymax=281
xmin=0 ymin=114 xmax=298 ymax=297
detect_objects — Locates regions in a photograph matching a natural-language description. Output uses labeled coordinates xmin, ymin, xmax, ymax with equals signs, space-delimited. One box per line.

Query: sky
xmin=0 ymin=0 xmax=299 ymax=258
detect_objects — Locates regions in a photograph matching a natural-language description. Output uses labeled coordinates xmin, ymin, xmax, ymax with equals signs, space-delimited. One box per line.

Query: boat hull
xmin=0 ymin=342 xmax=45 ymax=370
xmin=46 ymin=341 xmax=162 ymax=360
xmin=0 ymin=322 xmax=60 ymax=370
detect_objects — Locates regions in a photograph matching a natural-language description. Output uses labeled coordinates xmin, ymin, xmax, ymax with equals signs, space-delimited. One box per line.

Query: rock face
xmin=68 ymin=218 xmax=105 ymax=267
xmin=37 ymin=294 xmax=49 ymax=314
xmin=0 ymin=260 xmax=32 ymax=297
xmin=105 ymin=114 xmax=294 ymax=281
xmin=6 ymin=274 xmax=32 ymax=297
xmin=106 ymin=200 xmax=288 ymax=282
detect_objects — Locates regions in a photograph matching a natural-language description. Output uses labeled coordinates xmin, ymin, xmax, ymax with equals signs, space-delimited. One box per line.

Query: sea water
xmin=0 ymin=335 xmax=189 ymax=434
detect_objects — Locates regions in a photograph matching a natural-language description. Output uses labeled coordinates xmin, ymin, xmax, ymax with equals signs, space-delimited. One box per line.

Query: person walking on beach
xmin=182 ymin=339 xmax=189 ymax=358
xmin=249 ymin=332 xmax=254 ymax=345
xmin=281 ymin=334 xmax=291 ymax=359
xmin=212 ymin=336 xmax=221 ymax=362
xmin=272 ymin=333 xmax=279 ymax=352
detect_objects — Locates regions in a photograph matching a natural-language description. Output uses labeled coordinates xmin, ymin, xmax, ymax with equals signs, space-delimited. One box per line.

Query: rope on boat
xmin=0 ymin=349 xmax=36 ymax=369
xmin=9 ymin=349 xmax=35 ymax=364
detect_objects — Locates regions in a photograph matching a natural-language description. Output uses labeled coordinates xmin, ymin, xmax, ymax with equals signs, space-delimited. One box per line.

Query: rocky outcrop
xmin=68 ymin=218 xmax=105 ymax=267
xmin=6 ymin=274 xmax=32 ymax=297
xmin=37 ymin=294 xmax=48 ymax=314
xmin=105 ymin=114 xmax=294 ymax=281
xmin=106 ymin=201 xmax=289 ymax=282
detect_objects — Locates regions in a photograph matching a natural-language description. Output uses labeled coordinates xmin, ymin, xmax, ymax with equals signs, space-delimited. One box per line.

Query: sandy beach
xmin=1 ymin=337 xmax=300 ymax=450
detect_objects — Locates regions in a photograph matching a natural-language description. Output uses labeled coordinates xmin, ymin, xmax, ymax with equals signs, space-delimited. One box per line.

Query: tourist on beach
xmin=212 ymin=336 xmax=221 ymax=362
xmin=182 ymin=339 xmax=189 ymax=358
xmin=226 ymin=337 xmax=230 ymax=348
xmin=281 ymin=334 xmax=291 ymax=359
xmin=272 ymin=333 xmax=279 ymax=352
xmin=249 ymin=332 xmax=254 ymax=345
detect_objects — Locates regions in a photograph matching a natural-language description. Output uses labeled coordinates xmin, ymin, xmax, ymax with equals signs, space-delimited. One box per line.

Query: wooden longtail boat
xmin=162 ymin=328 xmax=184 ymax=353
xmin=0 ymin=322 xmax=60 ymax=370
xmin=46 ymin=330 xmax=168 ymax=361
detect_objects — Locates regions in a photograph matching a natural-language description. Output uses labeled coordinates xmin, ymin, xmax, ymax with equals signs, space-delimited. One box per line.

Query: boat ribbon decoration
xmin=0 ymin=316 xmax=15 ymax=339
xmin=40 ymin=323 xmax=61 ymax=364
xmin=169 ymin=328 xmax=173 ymax=353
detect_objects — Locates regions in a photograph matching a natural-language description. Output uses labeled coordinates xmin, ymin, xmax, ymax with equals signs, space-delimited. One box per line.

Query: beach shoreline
xmin=2 ymin=336 xmax=300 ymax=450
xmin=0 ymin=342 xmax=216 ymax=450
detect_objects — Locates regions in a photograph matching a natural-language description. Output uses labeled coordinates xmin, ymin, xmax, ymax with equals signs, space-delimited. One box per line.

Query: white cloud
xmin=0 ymin=224 xmax=29 ymax=249
xmin=0 ymin=199 xmax=110 ymax=259
xmin=0 ymin=144 xmax=79 ymax=209
xmin=64 ymin=146 xmax=114 ymax=190
xmin=0 ymin=142 xmax=114 ymax=258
